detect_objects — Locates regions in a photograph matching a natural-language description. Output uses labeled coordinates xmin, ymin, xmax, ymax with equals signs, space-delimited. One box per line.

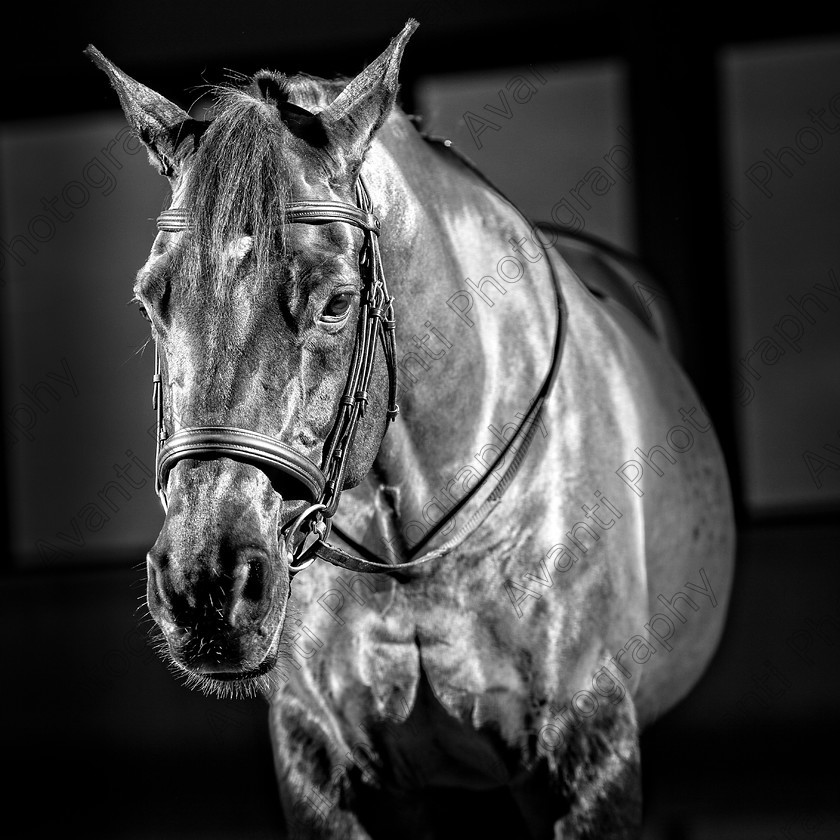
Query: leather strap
xmin=305 ymin=311 xmax=566 ymax=576
xmin=284 ymin=201 xmax=380 ymax=233
xmin=311 ymin=397 xmax=555 ymax=576
xmin=156 ymin=208 xmax=193 ymax=232
xmin=300 ymin=140 xmax=569 ymax=575
xmin=157 ymin=427 xmax=326 ymax=502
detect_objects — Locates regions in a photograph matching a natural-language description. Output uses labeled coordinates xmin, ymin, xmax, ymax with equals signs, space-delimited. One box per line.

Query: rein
xmin=150 ymin=169 xmax=566 ymax=578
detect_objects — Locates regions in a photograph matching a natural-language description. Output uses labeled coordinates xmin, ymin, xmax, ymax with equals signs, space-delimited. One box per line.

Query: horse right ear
xmin=85 ymin=46 xmax=206 ymax=180
xmin=317 ymin=20 xmax=418 ymax=174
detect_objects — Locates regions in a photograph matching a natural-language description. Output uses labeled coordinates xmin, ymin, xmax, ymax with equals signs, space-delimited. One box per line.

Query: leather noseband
xmin=157 ymin=427 xmax=327 ymax=502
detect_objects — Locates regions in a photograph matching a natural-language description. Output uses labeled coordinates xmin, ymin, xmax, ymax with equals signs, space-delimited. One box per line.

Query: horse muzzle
xmin=145 ymin=460 xmax=294 ymax=681
xmin=147 ymin=542 xmax=288 ymax=677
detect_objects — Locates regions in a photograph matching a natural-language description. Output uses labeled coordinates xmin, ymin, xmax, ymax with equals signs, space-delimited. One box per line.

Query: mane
xmin=181 ymin=72 xmax=349 ymax=298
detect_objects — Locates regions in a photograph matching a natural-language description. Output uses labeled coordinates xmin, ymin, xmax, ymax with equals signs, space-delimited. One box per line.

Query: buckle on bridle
xmin=284 ymin=503 xmax=331 ymax=575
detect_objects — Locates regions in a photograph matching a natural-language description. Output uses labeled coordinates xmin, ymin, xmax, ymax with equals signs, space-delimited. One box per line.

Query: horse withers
xmin=88 ymin=20 xmax=734 ymax=839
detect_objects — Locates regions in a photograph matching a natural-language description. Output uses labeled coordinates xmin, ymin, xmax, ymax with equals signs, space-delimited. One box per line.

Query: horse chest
xmin=317 ymin=580 xmax=527 ymax=757
xmin=331 ymin=606 xmax=522 ymax=790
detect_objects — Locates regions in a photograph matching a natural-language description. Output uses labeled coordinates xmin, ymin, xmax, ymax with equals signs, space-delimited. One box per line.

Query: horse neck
xmin=357 ymin=115 xmax=558 ymax=547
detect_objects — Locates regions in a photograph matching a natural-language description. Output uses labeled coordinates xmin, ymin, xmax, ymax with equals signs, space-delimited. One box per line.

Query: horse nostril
xmin=146 ymin=552 xmax=170 ymax=610
xmin=242 ymin=556 xmax=266 ymax=603
xmin=146 ymin=541 xmax=273 ymax=638
xmin=146 ymin=550 xmax=185 ymax=635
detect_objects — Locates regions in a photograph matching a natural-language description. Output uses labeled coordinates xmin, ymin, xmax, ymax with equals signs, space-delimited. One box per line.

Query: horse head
xmin=87 ymin=22 xmax=417 ymax=697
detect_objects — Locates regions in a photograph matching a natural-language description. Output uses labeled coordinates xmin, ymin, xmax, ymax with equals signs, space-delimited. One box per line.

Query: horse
xmin=87 ymin=19 xmax=734 ymax=839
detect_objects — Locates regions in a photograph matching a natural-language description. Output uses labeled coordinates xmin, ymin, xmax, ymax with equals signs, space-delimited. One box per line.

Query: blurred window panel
xmin=415 ymin=61 xmax=635 ymax=250
xmin=0 ymin=114 xmax=169 ymax=568
xmin=720 ymin=38 xmax=840 ymax=515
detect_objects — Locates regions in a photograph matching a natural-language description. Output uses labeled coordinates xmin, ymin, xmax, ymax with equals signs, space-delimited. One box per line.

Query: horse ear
xmin=318 ymin=19 xmax=418 ymax=170
xmin=85 ymin=45 xmax=204 ymax=179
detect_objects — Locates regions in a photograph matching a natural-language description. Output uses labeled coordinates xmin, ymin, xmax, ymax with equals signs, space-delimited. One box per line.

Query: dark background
xmin=1 ymin=2 xmax=839 ymax=837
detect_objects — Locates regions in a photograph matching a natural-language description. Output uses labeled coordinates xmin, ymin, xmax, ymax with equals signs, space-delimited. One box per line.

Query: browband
xmin=283 ymin=202 xmax=380 ymax=233
xmin=157 ymin=208 xmax=193 ymax=232
xmin=156 ymin=203 xmax=379 ymax=234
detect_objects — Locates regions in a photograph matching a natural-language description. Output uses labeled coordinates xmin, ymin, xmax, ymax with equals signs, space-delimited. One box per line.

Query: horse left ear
xmin=85 ymin=45 xmax=206 ymax=180
xmin=318 ymin=19 xmax=418 ymax=171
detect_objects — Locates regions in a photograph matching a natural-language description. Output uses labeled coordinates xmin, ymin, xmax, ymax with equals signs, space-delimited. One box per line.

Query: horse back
xmin=547 ymin=226 xmax=683 ymax=359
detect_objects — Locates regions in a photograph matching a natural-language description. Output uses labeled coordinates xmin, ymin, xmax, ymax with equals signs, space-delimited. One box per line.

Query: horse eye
xmin=321 ymin=293 xmax=353 ymax=321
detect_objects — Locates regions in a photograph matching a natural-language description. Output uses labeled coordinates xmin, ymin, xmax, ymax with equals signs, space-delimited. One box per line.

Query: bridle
xmin=149 ymin=159 xmax=567 ymax=579
xmin=152 ymin=176 xmax=399 ymax=572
